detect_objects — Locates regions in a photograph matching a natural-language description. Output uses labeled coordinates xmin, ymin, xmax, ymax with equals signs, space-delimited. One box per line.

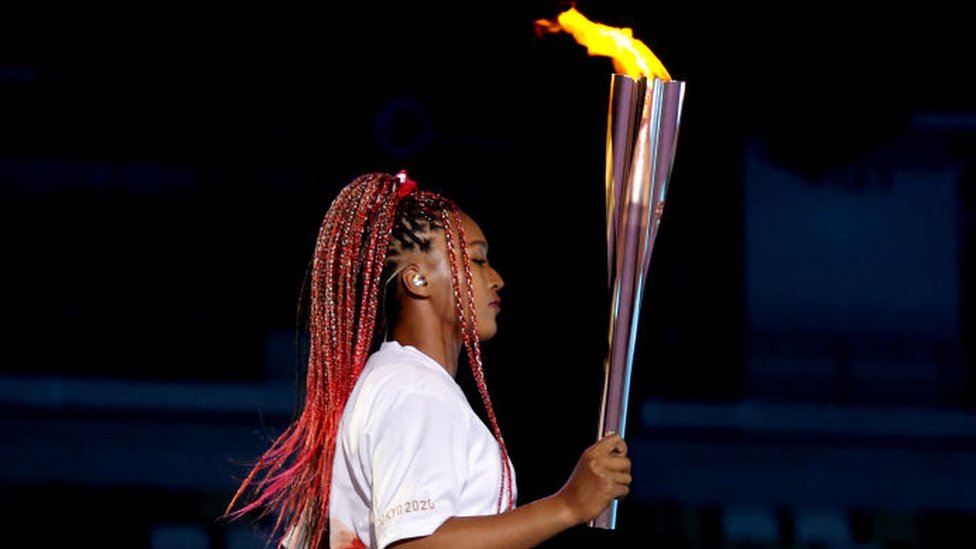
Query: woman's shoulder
xmin=345 ymin=343 xmax=468 ymax=434
xmin=360 ymin=341 xmax=460 ymax=400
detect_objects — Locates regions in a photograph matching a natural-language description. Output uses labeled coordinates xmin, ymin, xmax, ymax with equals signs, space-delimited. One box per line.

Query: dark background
xmin=3 ymin=2 xmax=975 ymax=547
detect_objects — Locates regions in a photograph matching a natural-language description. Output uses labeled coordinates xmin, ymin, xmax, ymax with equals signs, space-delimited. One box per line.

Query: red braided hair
xmin=440 ymin=208 xmax=515 ymax=512
xmin=224 ymin=172 xmax=512 ymax=548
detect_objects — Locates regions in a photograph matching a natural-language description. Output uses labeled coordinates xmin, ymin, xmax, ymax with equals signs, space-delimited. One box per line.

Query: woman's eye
xmin=472 ymin=259 xmax=487 ymax=266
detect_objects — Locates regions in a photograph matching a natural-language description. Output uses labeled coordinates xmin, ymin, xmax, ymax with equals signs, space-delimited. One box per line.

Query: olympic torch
xmin=536 ymin=7 xmax=686 ymax=529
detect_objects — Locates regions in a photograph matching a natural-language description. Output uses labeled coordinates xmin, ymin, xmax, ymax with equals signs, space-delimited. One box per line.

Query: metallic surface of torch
xmin=591 ymin=75 xmax=685 ymax=530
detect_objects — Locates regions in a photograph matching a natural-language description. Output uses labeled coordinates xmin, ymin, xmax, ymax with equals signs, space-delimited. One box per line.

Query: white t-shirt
xmin=328 ymin=340 xmax=517 ymax=549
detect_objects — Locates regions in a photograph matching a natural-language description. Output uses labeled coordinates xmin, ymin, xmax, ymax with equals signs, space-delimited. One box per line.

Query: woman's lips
xmin=489 ymin=300 xmax=501 ymax=310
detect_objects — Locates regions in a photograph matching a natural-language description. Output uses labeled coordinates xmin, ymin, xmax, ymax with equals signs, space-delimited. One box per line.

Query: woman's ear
xmin=400 ymin=264 xmax=431 ymax=298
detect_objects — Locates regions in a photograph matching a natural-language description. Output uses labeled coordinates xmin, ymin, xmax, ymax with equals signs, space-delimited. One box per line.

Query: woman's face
xmin=456 ymin=211 xmax=505 ymax=340
xmin=421 ymin=210 xmax=505 ymax=340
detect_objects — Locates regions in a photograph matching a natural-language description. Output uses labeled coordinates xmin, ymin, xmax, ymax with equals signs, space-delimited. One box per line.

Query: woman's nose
xmin=491 ymin=267 xmax=505 ymax=290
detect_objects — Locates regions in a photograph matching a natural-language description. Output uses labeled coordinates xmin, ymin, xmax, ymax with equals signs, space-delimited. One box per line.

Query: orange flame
xmin=535 ymin=6 xmax=671 ymax=81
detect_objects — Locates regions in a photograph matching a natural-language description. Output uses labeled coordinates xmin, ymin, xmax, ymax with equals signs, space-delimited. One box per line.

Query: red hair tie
xmin=395 ymin=170 xmax=418 ymax=198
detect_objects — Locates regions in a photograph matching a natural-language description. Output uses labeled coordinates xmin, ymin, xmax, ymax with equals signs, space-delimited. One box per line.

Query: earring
xmin=412 ymin=276 xmax=427 ymax=287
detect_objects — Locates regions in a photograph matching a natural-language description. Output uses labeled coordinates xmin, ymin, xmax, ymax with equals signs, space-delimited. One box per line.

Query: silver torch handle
xmin=590 ymin=74 xmax=685 ymax=530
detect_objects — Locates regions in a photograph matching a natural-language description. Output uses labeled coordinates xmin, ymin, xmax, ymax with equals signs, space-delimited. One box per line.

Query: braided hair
xmin=225 ymin=172 xmax=513 ymax=548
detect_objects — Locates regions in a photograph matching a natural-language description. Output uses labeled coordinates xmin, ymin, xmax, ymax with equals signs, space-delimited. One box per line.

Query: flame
xmin=535 ymin=6 xmax=671 ymax=80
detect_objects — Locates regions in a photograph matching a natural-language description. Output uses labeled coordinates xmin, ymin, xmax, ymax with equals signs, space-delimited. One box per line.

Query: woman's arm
xmin=389 ymin=433 xmax=631 ymax=549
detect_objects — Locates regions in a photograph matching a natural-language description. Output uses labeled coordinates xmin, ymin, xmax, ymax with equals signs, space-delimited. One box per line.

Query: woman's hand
xmin=554 ymin=432 xmax=632 ymax=525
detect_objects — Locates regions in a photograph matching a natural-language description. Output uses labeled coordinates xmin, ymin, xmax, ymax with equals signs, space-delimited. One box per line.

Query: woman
xmin=226 ymin=171 xmax=631 ymax=549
